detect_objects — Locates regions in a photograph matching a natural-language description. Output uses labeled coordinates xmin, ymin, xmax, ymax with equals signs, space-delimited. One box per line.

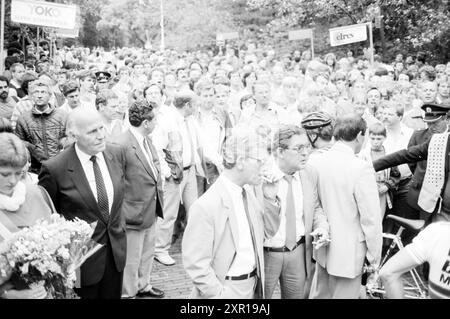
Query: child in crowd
xmin=359 ymin=122 xmax=401 ymax=218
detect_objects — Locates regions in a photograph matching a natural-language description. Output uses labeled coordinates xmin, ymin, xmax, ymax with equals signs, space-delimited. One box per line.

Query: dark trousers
xmin=383 ymin=177 xmax=420 ymax=246
xmin=75 ymin=243 xmax=123 ymax=299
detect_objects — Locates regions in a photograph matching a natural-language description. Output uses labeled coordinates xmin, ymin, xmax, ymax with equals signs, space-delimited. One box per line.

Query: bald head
xmin=67 ymin=107 xmax=106 ymax=156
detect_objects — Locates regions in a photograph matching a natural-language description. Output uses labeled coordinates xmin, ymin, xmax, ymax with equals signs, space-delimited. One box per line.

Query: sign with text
xmin=54 ymin=28 xmax=79 ymax=39
xmin=11 ymin=0 xmax=77 ymax=30
xmin=329 ymin=23 xmax=367 ymax=47
xmin=217 ymin=32 xmax=239 ymax=41
xmin=288 ymin=29 xmax=313 ymax=40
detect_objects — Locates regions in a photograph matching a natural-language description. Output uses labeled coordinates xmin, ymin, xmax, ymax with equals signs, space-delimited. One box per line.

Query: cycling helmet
xmin=301 ymin=111 xmax=333 ymax=130
xmin=301 ymin=111 xmax=333 ymax=146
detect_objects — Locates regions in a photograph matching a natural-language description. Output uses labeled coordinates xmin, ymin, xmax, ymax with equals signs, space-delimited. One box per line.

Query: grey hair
xmin=222 ymin=126 xmax=268 ymax=169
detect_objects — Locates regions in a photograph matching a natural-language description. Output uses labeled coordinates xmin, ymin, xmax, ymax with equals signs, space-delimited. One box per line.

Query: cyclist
xmin=301 ymin=111 xmax=334 ymax=157
xmin=379 ymin=221 xmax=450 ymax=298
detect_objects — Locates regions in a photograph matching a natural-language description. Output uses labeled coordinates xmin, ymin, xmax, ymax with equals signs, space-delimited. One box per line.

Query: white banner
xmin=288 ymin=29 xmax=313 ymax=41
xmin=54 ymin=28 xmax=79 ymax=39
xmin=329 ymin=23 xmax=367 ymax=47
xmin=11 ymin=0 xmax=77 ymax=30
xmin=217 ymin=32 xmax=239 ymax=41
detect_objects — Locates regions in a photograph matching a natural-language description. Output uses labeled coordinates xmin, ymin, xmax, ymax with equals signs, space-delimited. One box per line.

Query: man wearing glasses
xmin=182 ymin=128 xmax=278 ymax=299
xmin=263 ymin=125 xmax=329 ymax=299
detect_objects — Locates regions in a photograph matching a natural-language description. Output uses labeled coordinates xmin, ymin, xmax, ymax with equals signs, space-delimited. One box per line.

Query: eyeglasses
xmin=286 ymin=144 xmax=312 ymax=153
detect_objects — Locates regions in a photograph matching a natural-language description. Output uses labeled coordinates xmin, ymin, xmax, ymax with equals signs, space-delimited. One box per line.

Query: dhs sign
xmin=11 ymin=0 xmax=77 ymax=30
xmin=329 ymin=23 xmax=368 ymax=47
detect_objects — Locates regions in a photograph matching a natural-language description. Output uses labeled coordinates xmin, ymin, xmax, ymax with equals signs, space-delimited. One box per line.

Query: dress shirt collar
xmin=129 ymin=126 xmax=146 ymax=145
xmin=75 ymin=143 xmax=103 ymax=164
xmin=221 ymin=174 xmax=244 ymax=197
xmin=272 ymin=162 xmax=300 ymax=182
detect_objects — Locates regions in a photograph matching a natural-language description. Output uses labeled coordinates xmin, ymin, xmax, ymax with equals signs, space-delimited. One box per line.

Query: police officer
xmin=406 ymin=103 xmax=450 ymax=220
xmin=373 ymin=103 xmax=450 ymax=224
xmin=95 ymin=71 xmax=112 ymax=92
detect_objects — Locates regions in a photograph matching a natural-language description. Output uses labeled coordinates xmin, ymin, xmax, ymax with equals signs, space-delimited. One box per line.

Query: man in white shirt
xmin=195 ymin=80 xmax=231 ymax=194
xmin=263 ymin=125 xmax=329 ymax=299
xmin=113 ymin=100 xmax=165 ymax=299
xmin=380 ymin=101 xmax=416 ymax=240
xmin=39 ymin=107 xmax=127 ymax=299
xmin=95 ymin=89 xmax=128 ymax=141
xmin=182 ymin=128 xmax=277 ymax=298
xmin=152 ymin=91 xmax=205 ymax=266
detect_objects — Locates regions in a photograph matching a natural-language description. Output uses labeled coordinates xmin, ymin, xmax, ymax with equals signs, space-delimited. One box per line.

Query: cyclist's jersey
xmin=405 ymin=222 xmax=450 ymax=299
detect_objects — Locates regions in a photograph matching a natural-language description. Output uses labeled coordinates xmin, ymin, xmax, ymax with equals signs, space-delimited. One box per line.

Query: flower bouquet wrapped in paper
xmin=0 ymin=214 xmax=102 ymax=299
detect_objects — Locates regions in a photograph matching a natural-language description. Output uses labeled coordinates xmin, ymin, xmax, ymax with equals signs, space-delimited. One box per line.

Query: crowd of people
xmin=0 ymin=38 xmax=449 ymax=299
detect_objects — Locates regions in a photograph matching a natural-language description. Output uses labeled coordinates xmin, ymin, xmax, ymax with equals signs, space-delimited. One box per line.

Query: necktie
xmin=242 ymin=189 xmax=263 ymax=298
xmin=143 ymin=137 xmax=159 ymax=180
xmin=284 ymin=174 xmax=297 ymax=250
xmin=90 ymin=155 xmax=110 ymax=223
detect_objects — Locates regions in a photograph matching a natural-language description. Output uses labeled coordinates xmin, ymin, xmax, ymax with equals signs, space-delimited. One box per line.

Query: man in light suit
xmin=263 ymin=125 xmax=329 ymax=299
xmin=113 ymin=100 xmax=165 ymax=299
xmin=182 ymin=128 xmax=276 ymax=299
xmin=39 ymin=107 xmax=127 ymax=299
xmin=309 ymin=114 xmax=382 ymax=299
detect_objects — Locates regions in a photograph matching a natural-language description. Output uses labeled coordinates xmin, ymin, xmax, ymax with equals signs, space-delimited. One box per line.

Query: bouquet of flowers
xmin=0 ymin=214 xmax=102 ymax=299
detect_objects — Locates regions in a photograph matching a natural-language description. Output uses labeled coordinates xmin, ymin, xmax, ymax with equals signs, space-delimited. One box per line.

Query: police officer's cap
xmin=421 ymin=103 xmax=450 ymax=122
xmin=95 ymin=71 xmax=112 ymax=83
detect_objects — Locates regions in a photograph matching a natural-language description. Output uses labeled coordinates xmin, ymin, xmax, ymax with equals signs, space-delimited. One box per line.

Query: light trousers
xmin=264 ymin=243 xmax=307 ymax=299
xmin=122 ymin=223 xmax=156 ymax=298
xmin=309 ymin=263 xmax=362 ymax=299
xmin=155 ymin=167 xmax=198 ymax=257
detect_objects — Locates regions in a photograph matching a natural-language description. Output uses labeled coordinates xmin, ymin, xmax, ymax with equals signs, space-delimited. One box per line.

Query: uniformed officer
xmin=95 ymin=71 xmax=112 ymax=91
xmin=373 ymin=103 xmax=450 ymax=224
xmin=407 ymin=103 xmax=450 ymax=219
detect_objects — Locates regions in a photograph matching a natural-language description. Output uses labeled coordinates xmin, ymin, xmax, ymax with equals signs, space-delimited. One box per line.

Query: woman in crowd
xmin=0 ymin=133 xmax=56 ymax=299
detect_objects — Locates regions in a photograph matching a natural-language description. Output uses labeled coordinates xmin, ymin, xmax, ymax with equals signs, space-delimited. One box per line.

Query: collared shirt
xmin=384 ymin=123 xmax=413 ymax=179
xmin=129 ymin=126 xmax=158 ymax=178
xmin=264 ymin=165 xmax=305 ymax=248
xmin=152 ymin=105 xmax=200 ymax=177
xmin=220 ymin=175 xmax=256 ymax=276
xmin=75 ymin=144 xmax=114 ymax=212
xmin=196 ymin=108 xmax=223 ymax=165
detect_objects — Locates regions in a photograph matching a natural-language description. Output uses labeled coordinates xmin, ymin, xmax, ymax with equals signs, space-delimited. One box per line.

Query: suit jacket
xmin=112 ymin=130 xmax=164 ymax=230
xmin=310 ymin=142 xmax=382 ymax=278
xmin=38 ymin=143 xmax=127 ymax=286
xmin=182 ymin=175 xmax=266 ymax=299
xmin=373 ymin=134 xmax=450 ymax=215
xmin=258 ymin=166 xmax=329 ymax=295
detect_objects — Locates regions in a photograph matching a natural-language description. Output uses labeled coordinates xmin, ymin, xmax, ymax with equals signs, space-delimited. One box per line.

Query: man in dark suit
xmin=406 ymin=103 xmax=450 ymax=218
xmin=373 ymin=106 xmax=450 ymax=224
xmin=39 ymin=107 xmax=127 ymax=299
xmin=112 ymin=100 xmax=165 ymax=299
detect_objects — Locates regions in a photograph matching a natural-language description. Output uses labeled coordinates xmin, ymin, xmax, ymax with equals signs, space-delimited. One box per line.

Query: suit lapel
xmin=103 ymin=147 xmax=122 ymax=216
xmin=217 ymin=179 xmax=239 ymax=250
xmin=128 ymin=131 xmax=157 ymax=182
xmin=299 ymin=170 xmax=312 ymax=232
xmin=68 ymin=146 xmax=105 ymax=222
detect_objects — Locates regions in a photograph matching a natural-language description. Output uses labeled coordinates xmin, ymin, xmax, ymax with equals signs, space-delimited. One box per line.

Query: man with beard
xmin=0 ymin=76 xmax=17 ymax=121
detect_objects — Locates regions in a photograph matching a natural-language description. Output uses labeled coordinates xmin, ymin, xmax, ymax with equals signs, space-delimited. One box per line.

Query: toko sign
xmin=329 ymin=23 xmax=368 ymax=47
xmin=11 ymin=0 xmax=77 ymax=30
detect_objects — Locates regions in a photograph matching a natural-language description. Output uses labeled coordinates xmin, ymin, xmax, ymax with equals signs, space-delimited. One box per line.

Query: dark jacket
xmin=112 ymin=130 xmax=164 ymax=230
xmin=406 ymin=128 xmax=434 ymax=211
xmin=15 ymin=104 xmax=67 ymax=173
xmin=373 ymin=134 xmax=450 ymax=219
xmin=38 ymin=143 xmax=127 ymax=287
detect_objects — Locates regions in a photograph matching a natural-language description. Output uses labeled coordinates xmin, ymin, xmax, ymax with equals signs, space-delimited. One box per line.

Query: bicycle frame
xmin=366 ymin=226 xmax=428 ymax=299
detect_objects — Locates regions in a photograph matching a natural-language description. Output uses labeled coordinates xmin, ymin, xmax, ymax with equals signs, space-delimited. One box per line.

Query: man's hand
xmin=262 ymin=178 xmax=279 ymax=202
xmin=311 ymin=228 xmax=330 ymax=249
xmin=378 ymin=184 xmax=389 ymax=195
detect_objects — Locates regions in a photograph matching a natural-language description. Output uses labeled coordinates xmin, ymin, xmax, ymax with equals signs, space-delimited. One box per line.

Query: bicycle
xmin=364 ymin=214 xmax=428 ymax=299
